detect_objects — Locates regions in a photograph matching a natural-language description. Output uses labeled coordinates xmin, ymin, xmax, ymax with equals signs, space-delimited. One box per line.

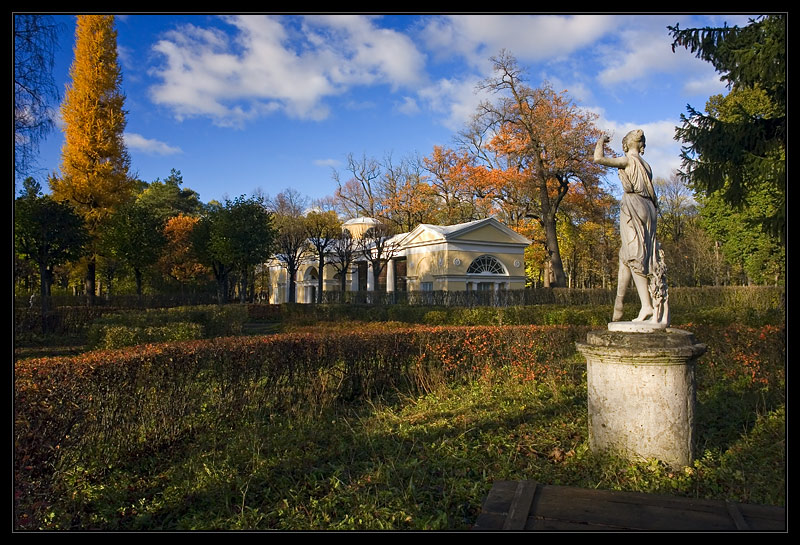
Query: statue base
xmin=576 ymin=328 xmax=706 ymax=468
xmin=608 ymin=320 xmax=668 ymax=333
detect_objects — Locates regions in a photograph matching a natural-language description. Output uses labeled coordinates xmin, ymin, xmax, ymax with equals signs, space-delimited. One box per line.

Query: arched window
xmin=467 ymin=255 xmax=506 ymax=275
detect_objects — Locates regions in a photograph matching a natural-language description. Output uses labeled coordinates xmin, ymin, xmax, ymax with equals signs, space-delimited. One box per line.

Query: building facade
xmin=267 ymin=216 xmax=531 ymax=304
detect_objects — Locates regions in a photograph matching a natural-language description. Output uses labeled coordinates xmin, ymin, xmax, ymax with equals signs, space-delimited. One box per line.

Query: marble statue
xmin=594 ymin=130 xmax=669 ymax=327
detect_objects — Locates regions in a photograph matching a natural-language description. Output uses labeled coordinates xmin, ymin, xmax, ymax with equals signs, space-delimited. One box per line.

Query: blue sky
xmin=27 ymin=13 xmax=757 ymax=206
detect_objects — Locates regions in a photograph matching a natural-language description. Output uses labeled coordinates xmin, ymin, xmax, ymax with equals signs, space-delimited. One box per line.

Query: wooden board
xmin=473 ymin=480 xmax=786 ymax=531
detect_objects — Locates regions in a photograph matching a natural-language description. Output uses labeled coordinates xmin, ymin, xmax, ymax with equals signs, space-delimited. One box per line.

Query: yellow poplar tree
xmin=50 ymin=15 xmax=136 ymax=299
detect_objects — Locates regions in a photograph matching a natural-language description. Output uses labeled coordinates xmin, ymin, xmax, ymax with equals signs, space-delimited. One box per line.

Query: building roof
xmin=400 ymin=216 xmax=531 ymax=247
xmin=342 ymin=217 xmax=381 ymax=226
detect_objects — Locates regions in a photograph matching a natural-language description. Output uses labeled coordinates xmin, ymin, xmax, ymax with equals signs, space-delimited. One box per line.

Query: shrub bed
xmin=273 ymin=300 xmax=783 ymax=328
xmin=245 ymin=303 xmax=283 ymax=322
xmin=86 ymin=305 xmax=248 ymax=349
xmin=15 ymin=326 xmax=587 ymax=503
xmin=88 ymin=322 xmax=205 ymax=350
xmin=14 ymin=321 xmax=785 ymax=529
xmin=14 ymin=306 xmax=123 ymax=341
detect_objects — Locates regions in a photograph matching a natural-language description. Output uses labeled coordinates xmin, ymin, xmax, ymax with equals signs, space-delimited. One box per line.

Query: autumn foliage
xmin=159 ymin=214 xmax=208 ymax=287
xmin=14 ymin=318 xmax=784 ymax=529
xmin=49 ymin=15 xmax=135 ymax=233
xmin=47 ymin=15 xmax=136 ymax=301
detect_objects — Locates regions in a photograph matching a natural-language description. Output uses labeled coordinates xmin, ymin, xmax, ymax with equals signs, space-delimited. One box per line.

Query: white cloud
xmin=416 ymin=75 xmax=489 ymax=131
xmin=303 ymin=15 xmax=425 ymax=89
xmin=313 ymin=158 xmax=340 ymax=168
xmin=148 ymin=14 xmax=426 ymax=127
xmin=682 ymin=72 xmax=729 ymax=97
xmin=593 ymin=15 xmax=736 ymax=99
xmin=395 ymin=96 xmax=420 ymax=115
xmin=595 ymin=24 xmax=684 ymax=87
xmin=124 ymin=132 xmax=182 ymax=155
xmin=418 ymin=14 xmax=616 ymax=69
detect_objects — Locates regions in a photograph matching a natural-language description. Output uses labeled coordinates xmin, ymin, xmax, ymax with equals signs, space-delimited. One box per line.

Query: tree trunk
xmin=38 ymin=263 xmax=50 ymax=334
xmin=213 ymin=263 xmax=228 ymax=304
xmin=288 ymin=275 xmax=296 ymax=303
xmin=317 ymin=259 xmax=324 ymax=304
xmin=536 ymin=168 xmax=567 ymax=288
xmin=85 ymin=257 xmax=96 ymax=306
xmin=240 ymin=269 xmax=248 ymax=303
xmin=542 ymin=216 xmax=567 ymax=287
xmin=134 ymin=267 xmax=143 ymax=297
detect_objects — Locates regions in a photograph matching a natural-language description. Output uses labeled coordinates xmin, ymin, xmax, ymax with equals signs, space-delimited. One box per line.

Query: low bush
xmin=14 ymin=306 xmax=123 ymax=341
xmin=271 ymin=295 xmax=783 ymax=329
xmin=14 ymin=326 xmax=587 ymax=504
xmin=89 ymin=322 xmax=205 ymax=350
xmin=245 ymin=303 xmax=282 ymax=322
xmin=14 ymin=321 xmax=784 ymax=529
xmin=670 ymin=286 xmax=784 ymax=312
xmin=86 ymin=305 xmax=248 ymax=349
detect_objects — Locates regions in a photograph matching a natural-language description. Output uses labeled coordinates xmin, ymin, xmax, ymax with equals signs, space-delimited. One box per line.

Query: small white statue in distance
xmin=593 ymin=130 xmax=669 ymax=327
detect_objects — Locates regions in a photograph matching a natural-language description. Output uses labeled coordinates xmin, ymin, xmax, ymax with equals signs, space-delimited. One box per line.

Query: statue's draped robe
xmin=618 ymin=154 xmax=669 ymax=323
xmin=618 ymin=155 xmax=658 ymax=276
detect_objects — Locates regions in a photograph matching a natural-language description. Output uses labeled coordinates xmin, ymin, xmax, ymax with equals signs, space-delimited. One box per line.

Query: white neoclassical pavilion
xmin=267 ymin=216 xmax=531 ymax=304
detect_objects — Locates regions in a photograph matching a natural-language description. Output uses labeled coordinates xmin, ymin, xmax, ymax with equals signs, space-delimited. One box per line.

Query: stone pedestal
xmin=576 ymin=327 xmax=706 ymax=468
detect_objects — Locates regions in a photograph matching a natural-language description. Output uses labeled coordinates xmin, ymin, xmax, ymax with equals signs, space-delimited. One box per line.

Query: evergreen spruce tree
xmin=669 ymin=15 xmax=785 ymax=242
xmin=49 ymin=15 xmax=136 ymax=302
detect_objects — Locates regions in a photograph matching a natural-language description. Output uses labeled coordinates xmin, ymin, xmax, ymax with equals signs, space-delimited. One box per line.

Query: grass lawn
xmin=14 ymin=299 xmax=785 ymax=531
xmin=33 ymin=349 xmax=784 ymax=530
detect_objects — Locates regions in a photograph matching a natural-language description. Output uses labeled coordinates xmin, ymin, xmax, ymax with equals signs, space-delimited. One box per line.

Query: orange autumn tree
xmin=457 ymin=129 xmax=553 ymax=285
xmin=556 ymin=182 xmax=619 ymax=288
xmin=159 ymin=214 xmax=209 ymax=293
xmin=378 ymin=154 xmax=439 ymax=232
xmin=470 ymin=50 xmax=607 ymax=287
xmin=49 ymin=15 xmax=136 ymax=301
xmin=334 ymin=152 xmax=440 ymax=231
xmin=422 ymin=146 xmax=495 ymax=224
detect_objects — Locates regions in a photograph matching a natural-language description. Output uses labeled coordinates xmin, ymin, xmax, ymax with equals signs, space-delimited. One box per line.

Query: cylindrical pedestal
xmin=576 ymin=328 xmax=706 ymax=468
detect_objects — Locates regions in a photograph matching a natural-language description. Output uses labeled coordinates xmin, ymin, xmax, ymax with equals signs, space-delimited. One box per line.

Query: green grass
xmin=15 ymin=294 xmax=785 ymax=530
xmin=36 ymin=363 xmax=784 ymax=530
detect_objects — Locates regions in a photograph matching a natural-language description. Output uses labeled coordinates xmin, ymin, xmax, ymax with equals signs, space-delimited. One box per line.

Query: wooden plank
xmin=472 ymin=481 xmax=519 ymax=531
xmin=735 ymin=503 xmax=785 ymax=531
xmin=503 ymin=481 xmax=538 ymax=530
xmin=726 ymin=500 xmax=749 ymax=530
xmin=531 ymin=486 xmax=736 ymax=531
xmin=473 ymin=481 xmax=786 ymax=531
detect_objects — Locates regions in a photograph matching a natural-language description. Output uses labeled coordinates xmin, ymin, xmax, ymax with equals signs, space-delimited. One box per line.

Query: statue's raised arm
xmin=593 ymin=135 xmax=628 ymax=169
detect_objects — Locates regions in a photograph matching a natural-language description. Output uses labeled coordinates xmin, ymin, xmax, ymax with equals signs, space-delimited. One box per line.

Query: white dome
xmin=342 ymin=217 xmax=381 ymax=226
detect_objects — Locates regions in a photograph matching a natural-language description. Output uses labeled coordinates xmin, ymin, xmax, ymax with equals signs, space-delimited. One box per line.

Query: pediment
xmin=447 ymin=218 xmax=531 ymax=246
xmin=395 ymin=218 xmax=530 ymax=249
xmin=399 ymin=224 xmax=445 ymax=246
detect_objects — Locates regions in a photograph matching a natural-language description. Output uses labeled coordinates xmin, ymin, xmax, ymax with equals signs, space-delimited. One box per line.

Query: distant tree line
xmin=14 ymin=15 xmax=785 ymax=324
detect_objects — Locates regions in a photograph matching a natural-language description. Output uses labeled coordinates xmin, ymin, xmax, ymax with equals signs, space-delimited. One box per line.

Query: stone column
xmin=350 ymin=264 xmax=359 ymax=292
xmin=386 ymin=259 xmax=395 ymax=292
xmin=367 ymin=263 xmax=374 ymax=291
xmin=576 ymin=328 xmax=706 ymax=468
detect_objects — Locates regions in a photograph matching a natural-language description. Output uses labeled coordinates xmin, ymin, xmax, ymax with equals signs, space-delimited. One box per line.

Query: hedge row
xmin=14 ymin=322 xmax=785 ymax=528
xmin=86 ymin=305 xmax=249 ymax=349
xmin=15 ymin=322 xmax=785 ymax=483
xmin=87 ymin=323 xmax=205 ymax=350
xmin=274 ymin=302 xmax=783 ymax=328
xmin=15 ymin=287 xmax=783 ymax=339
xmin=15 ymin=304 xmax=251 ymax=342
xmin=14 ymin=326 xmax=587 ymax=487
xmin=14 ymin=306 xmax=123 ymax=340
